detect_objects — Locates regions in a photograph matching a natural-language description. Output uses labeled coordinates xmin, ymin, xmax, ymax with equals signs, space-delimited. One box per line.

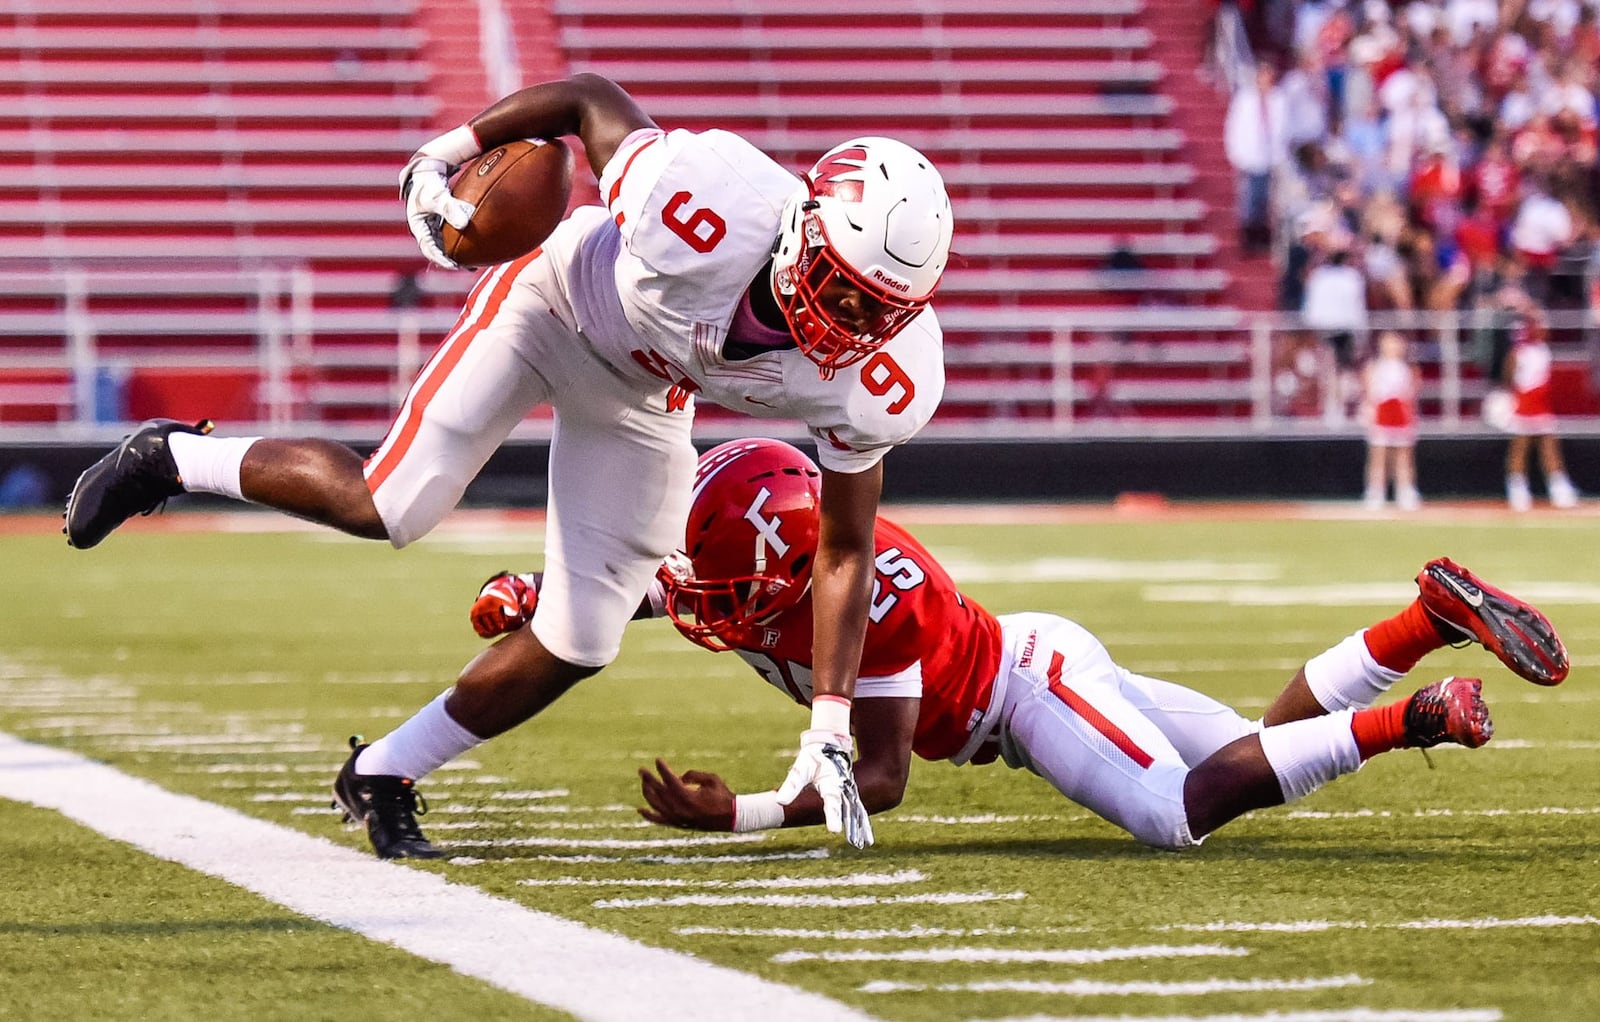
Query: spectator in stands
xmin=1509 ymin=174 xmax=1575 ymax=302
xmin=1301 ymin=235 xmax=1369 ymax=421
xmin=1360 ymin=330 xmax=1423 ymax=511
xmin=1226 ymin=63 xmax=1289 ymax=254
xmin=1273 ymin=0 xmax=1600 ymax=339
xmin=1202 ymin=0 xmax=1257 ymax=94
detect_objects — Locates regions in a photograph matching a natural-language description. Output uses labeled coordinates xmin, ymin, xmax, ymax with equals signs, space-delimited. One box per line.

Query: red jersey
xmin=727 ymin=518 xmax=1004 ymax=762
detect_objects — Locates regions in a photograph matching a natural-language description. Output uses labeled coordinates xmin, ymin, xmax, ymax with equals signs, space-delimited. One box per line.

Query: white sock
xmin=1303 ymin=631 xmax=1404 ymax=712
xmin=1257 ymin=712 xmax=1363 ymax=801
xmin=355 ymin=690 xmax=482 ymax=780
xmin=167 ymin=431 xmax=260 ymax=500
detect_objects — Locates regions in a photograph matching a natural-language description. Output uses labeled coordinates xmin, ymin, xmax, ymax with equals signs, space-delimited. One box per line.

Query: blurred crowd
xmin=1218 ymin=0 xmax=1600 ymax=336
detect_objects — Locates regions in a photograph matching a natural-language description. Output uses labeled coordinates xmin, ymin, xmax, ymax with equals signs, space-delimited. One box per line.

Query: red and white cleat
xmin=1416 ymin=558 xmax=1570 ymax=686
xmin=1402 ymin=677 xmax=1494 ymax=750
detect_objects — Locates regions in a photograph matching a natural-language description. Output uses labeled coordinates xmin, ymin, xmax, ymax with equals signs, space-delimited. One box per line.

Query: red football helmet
xmin=657 ymin=438 xmax=822 ymax=651
xmin=772 ymin=136 xmax=953 ymax=374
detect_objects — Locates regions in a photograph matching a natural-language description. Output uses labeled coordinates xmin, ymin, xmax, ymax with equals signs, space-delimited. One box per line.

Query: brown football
xmin=441 ymin=139 xmax=574 ymax=269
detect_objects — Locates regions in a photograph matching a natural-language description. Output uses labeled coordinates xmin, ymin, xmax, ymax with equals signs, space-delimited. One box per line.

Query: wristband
xmin=426 ymin=124 xmax=484 ymax=165
xmin=732 ymin=791 xmax=786 ymax=833
xmin=810 ymin=694 xmax=852 ymax=738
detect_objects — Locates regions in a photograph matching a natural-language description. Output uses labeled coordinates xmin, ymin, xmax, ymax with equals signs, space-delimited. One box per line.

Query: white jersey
xmin=560 ymin=127 xmax=945 ymax=473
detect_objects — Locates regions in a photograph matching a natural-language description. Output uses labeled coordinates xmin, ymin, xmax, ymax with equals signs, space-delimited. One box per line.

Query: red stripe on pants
xmin=1046 ymin=650 xmax=1154 ymax=769
xmin=366 ymin=249 xmax=542 ymax=493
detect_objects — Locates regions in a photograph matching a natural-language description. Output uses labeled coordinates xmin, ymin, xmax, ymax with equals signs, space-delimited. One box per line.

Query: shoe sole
xmin=1421 ymin=562 xmax=1569 ymax=686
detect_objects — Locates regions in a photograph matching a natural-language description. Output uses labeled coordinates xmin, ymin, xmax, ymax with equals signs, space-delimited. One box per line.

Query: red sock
xmin=1351 ymin=701 xmax=1409 ymax=760
xmin=1362 ymin=600 xmax=1451 ymax=673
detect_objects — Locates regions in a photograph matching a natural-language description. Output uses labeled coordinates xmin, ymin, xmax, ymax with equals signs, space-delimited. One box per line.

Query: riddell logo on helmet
xmin=872 ymin=269 xmax=911 ymax=292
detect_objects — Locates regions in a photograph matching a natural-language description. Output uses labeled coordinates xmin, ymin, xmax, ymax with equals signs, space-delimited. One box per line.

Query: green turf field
xmin=2 ymin=507 xmax=1597 ymax=1021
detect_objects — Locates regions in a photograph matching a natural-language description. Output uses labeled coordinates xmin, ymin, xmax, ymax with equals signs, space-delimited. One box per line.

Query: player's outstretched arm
xmin=639 ymin=697 xmax=918 ymax=849
xmin=399 ymin=75 xmax=654 ymax=268
xmin=468 ymin=73 xmax=656 ymax=179
xmin=776 ymin=461 xmax=883 ymax=840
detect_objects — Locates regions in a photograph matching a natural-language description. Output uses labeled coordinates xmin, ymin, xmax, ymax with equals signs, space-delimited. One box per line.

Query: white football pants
xmin=993 ymin=612 xmax=1261 ymax=850
xmin=363 ymin=209 xmax=696 ymax=667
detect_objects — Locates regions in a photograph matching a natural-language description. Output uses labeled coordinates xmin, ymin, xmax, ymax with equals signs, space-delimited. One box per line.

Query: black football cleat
xmin=63 ymin=418 xmax=214 ymax=549
xmin=1402 ymin=677 xmax=1494 ymax=749
xmin=331 ymin=737 xmax=443 ymax=860
xmin=1416 ymin=557 xmax=1570 ymax=686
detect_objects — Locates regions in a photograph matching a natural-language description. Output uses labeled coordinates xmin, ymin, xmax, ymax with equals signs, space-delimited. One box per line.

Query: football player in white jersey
xmin=63 ymin=74 xmax=954 ymax=858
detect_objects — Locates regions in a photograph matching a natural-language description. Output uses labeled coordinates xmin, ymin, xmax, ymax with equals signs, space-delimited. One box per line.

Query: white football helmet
xmin=772 ymin=137 xmax=953 ymax=373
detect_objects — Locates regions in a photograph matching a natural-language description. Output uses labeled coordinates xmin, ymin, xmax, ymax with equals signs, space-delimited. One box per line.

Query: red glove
xmin=470 ymin=571 xmax=540 ymax=638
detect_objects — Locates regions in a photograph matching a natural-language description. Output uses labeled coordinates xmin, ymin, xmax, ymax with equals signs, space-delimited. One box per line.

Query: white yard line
xmin=774 ymin=944 xmax=1247 ymax=965
xmin=1284 ymin=806 xmax=1600 ymax=820
xmin=981 ymin=1011 xmax=1502 ymax=1022
xmin=1144 ymin=582 xmax=1600 ymax=606
xmin=521 ymin=870 xmax=924 ymax=890
xmin=861 ymin=975 xmax=1369 ymax=996
xmin=0 ymin=731 xmax=876 ymax=1022
xmin=678 ymin=925 xmax=1055 ymax=939
xmin=443 ymin=833 xmax=768 ymax=849
xmin=596 ymin=890 xmax=1026 ymax=910
xmin=1165 ymin=915 xmax=1600 ymax=934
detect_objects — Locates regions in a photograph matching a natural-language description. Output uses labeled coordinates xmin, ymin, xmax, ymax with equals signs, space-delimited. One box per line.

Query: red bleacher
xmin=0 ymin=0 xmax=1246 ymax=431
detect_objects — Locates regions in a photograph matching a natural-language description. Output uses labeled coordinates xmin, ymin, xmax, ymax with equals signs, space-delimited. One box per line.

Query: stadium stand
xmin=553 ymin=0 xmax=1249 ymax=428
xmin=31 ymin=1 xmax=1566 ymax=439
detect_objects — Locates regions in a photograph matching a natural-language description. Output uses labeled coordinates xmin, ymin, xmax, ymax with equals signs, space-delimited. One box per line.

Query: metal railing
xmin=2 ymin=268 xmax=1597 ymax=442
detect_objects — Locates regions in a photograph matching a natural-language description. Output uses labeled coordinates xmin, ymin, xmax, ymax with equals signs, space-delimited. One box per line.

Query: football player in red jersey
xmin=64 ymin=75 xmax=953 ymax=857
xmin=473 ymin=440 xmax=1569 ymax=850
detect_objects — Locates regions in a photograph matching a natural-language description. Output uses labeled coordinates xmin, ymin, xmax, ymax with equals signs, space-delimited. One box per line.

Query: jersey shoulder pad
xmin=801 ymin=310 xmax=945 ymax=473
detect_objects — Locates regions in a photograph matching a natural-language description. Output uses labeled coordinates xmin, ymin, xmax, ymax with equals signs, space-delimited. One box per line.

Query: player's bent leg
xmin=449 ymin=627 xmax=601 ymax=739
xmin=1181 ymin=734 xmax=1287 ymax=839
xmin=363 ymin=261 xmax=558 ymax=548
xmin=332 ymin=629 xmax=600 ymax=860
xmin=996 ymin=620 xmax=1198 ymax=850
xmin=239 ymin=438 xmax=390 ymax=540
xmin=1115 ymin=669 xmax=1258 ymax=767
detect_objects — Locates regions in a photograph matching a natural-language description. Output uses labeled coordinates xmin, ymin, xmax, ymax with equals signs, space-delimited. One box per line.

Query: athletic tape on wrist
xmin=428 ymin=124 xmax=483 ymax=165
xmin=810 ymin=694 xmax=852 ymax=738
xmin=732 ymin=791 xmax=785 ymax=832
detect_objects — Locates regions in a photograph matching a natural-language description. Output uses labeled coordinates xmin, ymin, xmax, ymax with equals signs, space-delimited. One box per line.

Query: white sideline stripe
xmin=522 ymin=870 xmax=923 ymax=890
xmin=1165 ymin=915 xmax=1600 ymax=934
xmin=861 ymin=974 xmax=1369 ymax=995
xmin=0 ymin=732 xmax=876 ymax=1022
xmin=597 ymin=891 xmax=1027 ymax=910
xmin=773 ymin=944 xmax=1247 ymax=964
xmin=980 ymin=1011 xmax=1503 ymax=1022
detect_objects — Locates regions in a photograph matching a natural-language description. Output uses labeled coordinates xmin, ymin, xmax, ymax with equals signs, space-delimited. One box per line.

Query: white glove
xmin=775 ymin=697 xmax=874 ymax=848
xmin=398 ymin=125 xmax=482 ymax=270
